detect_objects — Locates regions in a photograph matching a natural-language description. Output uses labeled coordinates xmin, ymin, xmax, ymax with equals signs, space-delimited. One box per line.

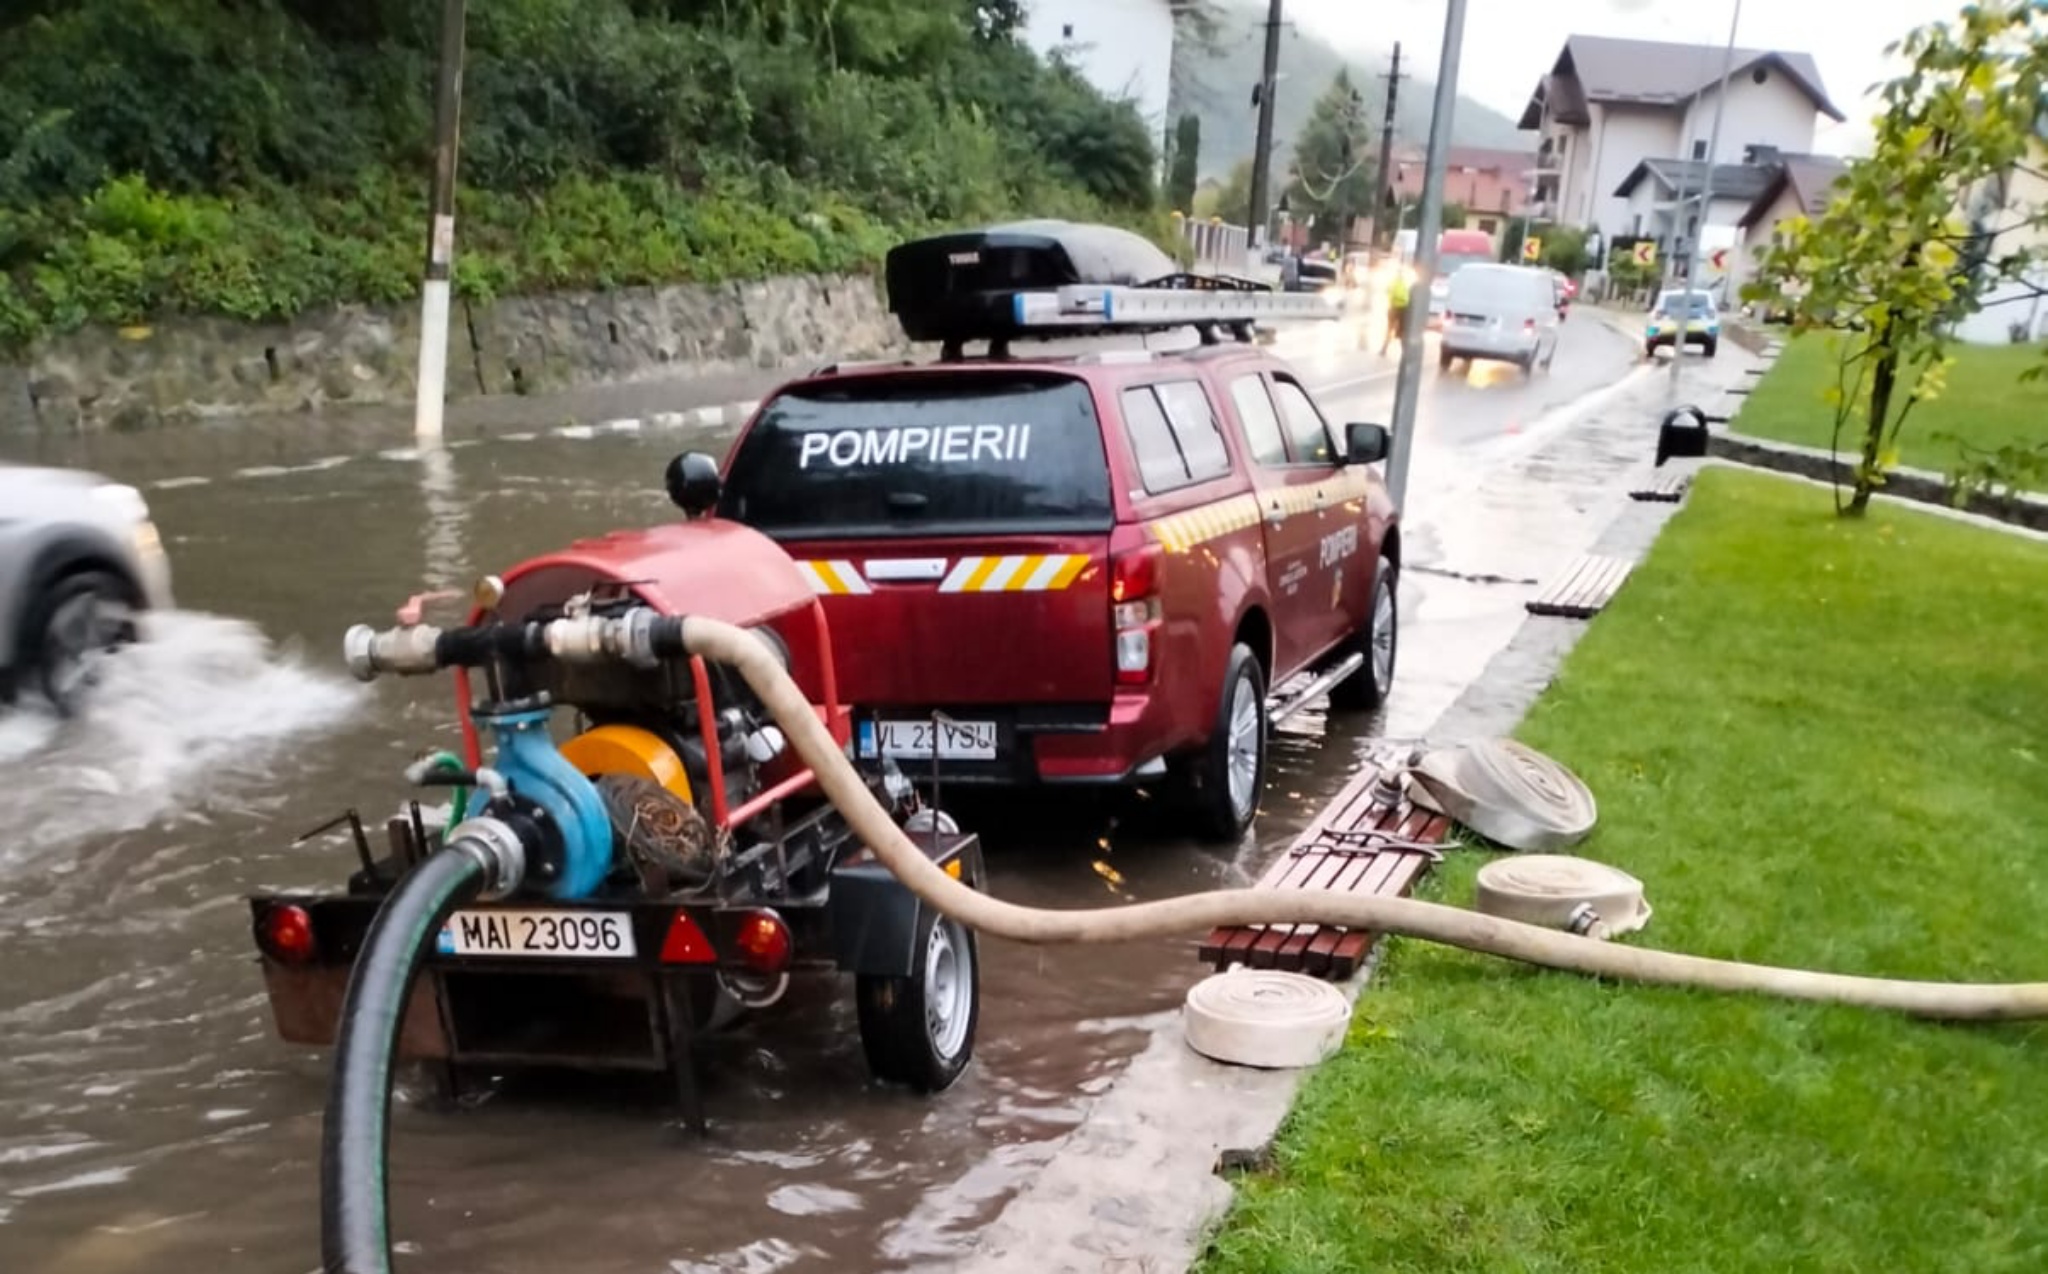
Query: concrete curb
xmin=588 ymin=399 xmax=759 ymax=437
xmin=1707 ymin=429 xmax=2048 ymax=533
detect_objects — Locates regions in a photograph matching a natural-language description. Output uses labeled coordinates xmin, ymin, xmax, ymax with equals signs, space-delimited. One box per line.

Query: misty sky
xmin=1282 ymin=0 xmax=1970 ymax=155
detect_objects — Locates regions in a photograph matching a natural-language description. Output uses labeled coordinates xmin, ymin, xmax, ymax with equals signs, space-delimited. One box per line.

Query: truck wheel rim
xmin=1227 ymin=675 xmax=1261 ymax=818
xmin=1371 ymin=579 xmax=1397 ymax=689
xmin=924 ymin=919 xmax=973 ymax=1061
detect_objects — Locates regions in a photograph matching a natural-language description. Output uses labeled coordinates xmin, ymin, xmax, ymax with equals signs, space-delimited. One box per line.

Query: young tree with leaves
xmin=1744 ymin=0 xmax=2048 ymax=515
xmin=1286 ymin=71 xmax=1374 ymax=246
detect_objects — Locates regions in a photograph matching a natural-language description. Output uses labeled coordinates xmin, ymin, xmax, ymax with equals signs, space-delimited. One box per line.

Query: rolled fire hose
xmin=672 ymin=615 xmax=2048 ymax=1022
xmin=1474 ymin=855 xmax=1652 ymax=940
xmin=1404 ymin=738 xmax=1597 ymax=852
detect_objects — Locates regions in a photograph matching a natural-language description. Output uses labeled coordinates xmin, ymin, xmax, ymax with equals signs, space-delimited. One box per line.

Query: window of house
xmin=1752 ymin=66 xmax=1768 ymax=84
xmin=1227 ymin=376 xmax=1291 ymax=468
xmin=1692 ymin=139 xmax=1708 ymax=160
xmin=1478 ymin=217 xmax=1499 ymax=233
xmin=1061 ymin=23 xmax=1074 ymax=38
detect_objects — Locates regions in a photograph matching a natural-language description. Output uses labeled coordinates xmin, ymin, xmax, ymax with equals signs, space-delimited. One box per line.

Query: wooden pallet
xmin=1198 ymin=763 xmax=1450 ymax=981
xmin=1628 ymin=470 xmax=1692 ymax=503
xmin=1525 ymin=554 xmax=1634 ymax=619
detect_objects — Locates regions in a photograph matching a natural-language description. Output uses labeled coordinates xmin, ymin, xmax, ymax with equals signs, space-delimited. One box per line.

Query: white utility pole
xmin=1669 ymin=0 xmax=1744 ymax=398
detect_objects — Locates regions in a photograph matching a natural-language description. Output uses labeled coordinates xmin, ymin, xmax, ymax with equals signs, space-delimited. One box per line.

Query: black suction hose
xmin=320 ymin=847 xmax=489 ymax=1274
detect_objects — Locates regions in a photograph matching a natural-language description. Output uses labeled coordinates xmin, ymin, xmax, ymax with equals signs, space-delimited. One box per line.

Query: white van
xmin=1437 ymin=264 xmax=1561 ymax=375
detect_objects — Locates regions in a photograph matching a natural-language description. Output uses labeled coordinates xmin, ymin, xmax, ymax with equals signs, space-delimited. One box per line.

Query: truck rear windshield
xmin=718 ymin=372 xmax=1114 ymax=539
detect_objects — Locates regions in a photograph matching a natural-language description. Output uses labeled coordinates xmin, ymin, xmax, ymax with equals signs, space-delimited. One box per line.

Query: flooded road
xmin=0 ymin=314 xmax=1641 ymax=1273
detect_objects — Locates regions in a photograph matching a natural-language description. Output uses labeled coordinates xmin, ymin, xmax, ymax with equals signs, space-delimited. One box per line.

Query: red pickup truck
xmin=699 ymin=222 xmax=1403 ymax=841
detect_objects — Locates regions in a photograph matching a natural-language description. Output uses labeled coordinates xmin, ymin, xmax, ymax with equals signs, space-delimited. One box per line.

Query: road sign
xmin=1708 ymin=247 xmax=1730 ymax=271
xmin=1632 ymin=241 xmax=1657 ymax=267
xmin=1522 ymin=236 xmax=1542 ymax=262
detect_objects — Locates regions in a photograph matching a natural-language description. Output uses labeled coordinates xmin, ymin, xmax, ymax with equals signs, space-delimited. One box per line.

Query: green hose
xmin=422 ymin=750 xmax=469 ymax=832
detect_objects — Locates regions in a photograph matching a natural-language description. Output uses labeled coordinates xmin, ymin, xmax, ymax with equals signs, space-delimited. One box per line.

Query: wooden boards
xmin=1525 ymin=553 xmax=1634 ymax=619
xmin=1198 ymin=763 xmax=1450 ymax=981
xmin=1629 ymin=471 xmax=1692 ymax=503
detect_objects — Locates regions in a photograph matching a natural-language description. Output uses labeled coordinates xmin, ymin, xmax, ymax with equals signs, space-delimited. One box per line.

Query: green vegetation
xmin=0 ymin=0 xmax=1169 ymax=347
xmin=1740 ymin=334 xmax=2048 ymax=493
xmin=1744 ymin=1 xmax=2048 ymax=512
xmin=1283 ymin=72 xmax=1373 ymax=245
xmin=1200 ymin=467 xmax=2048 ymax=1274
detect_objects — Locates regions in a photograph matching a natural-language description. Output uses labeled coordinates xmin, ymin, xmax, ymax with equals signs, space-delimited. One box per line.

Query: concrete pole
xmin=1382 ymin=0 xmax=1467 ymax=511
xmin=1669 ymin=0 xmax=1743 ymax=398
xmin=414 ymin=0 xmax=468 ymax=441
xmin=1246 ymin=0 xmax=1286 ymax=254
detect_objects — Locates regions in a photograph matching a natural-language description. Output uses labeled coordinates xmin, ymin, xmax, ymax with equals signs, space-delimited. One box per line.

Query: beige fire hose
xmin=670 ymin=616 xmax=2048 ymax=1021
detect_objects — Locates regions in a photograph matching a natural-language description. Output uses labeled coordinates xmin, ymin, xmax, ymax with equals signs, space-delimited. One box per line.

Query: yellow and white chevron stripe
xmin=1147 ymin=493 xmax=1261 ymax=554
xmin=794 ymin=559 xmax=872 ymax=595
xmin=937 ymin=553 xmax=1092 ymax=593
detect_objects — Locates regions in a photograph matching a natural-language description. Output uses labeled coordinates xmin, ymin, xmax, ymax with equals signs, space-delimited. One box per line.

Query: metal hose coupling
xmin=543 ymin=608 xmax=675 ymax=669
xmin=443 ymin=816 xmax=528 ymax=900
xmin=343 ymin=622 xmax=443 ymax=682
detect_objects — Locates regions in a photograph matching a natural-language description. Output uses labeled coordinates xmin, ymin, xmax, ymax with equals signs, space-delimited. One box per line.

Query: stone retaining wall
xmin=1 ymin=272 xmax=906 ymax=432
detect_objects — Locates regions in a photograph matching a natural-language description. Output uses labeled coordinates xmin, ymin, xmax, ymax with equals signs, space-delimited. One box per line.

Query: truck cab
xmin=700 ymin=221 xmax=1403 ymax=842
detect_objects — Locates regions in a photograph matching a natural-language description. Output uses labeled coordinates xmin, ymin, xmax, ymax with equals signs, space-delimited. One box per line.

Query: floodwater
xmin=0 ymin=315 xmax=1643 ymax=1273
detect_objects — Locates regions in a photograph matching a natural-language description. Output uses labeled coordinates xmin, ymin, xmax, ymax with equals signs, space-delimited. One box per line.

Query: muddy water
xmin=0 ymin=320 xmax=1639 ymax=1274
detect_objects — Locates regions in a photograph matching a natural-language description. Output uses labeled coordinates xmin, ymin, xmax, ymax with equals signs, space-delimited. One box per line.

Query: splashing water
xmin=0 ymin=610 xmax=364 ymax=865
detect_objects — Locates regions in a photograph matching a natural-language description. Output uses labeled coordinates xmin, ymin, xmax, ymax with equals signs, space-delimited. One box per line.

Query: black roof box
xmin=884 ymin=219 xmax=1181 ymax=343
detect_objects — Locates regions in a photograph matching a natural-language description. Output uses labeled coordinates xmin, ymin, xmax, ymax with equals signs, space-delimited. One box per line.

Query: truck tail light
xmin=1111 ymin=546 xmax=1164 ymax=686
xmin=733 ymin=909 xmax=793 ymax=974
xmin=255 ymin=903 xmax=317 ymax=965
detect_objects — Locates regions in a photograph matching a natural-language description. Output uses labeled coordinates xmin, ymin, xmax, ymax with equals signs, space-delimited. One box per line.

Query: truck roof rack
xmin=884 ymin=219 xmax=1338 ymax=360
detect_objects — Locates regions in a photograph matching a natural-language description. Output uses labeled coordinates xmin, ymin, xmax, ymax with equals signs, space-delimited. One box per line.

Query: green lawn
xmin=1736 ymin=334 xmax=2048 ymax=490
xmin=1198 ymin=468 xmax=2048 ymax=1274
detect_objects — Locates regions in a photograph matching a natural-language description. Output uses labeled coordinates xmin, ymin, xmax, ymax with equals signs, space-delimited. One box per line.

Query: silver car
xmin=1 ymin=464 xmax=174 ymax=713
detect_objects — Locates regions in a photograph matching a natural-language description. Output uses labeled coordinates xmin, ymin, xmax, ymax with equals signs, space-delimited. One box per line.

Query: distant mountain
xmin=1171 ymin=1 xmax=1530 ymax=181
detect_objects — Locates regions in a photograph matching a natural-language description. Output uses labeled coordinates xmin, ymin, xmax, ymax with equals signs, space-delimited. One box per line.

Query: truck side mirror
xmin=664 ymin=451 xmax=722 ymax=518
xmin=1345 ymin=422 xmax=1390 ymax=465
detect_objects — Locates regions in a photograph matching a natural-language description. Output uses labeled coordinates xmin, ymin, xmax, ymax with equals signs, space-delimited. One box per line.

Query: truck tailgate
xmin=788 ymin=534 xmax=1115 ymax=707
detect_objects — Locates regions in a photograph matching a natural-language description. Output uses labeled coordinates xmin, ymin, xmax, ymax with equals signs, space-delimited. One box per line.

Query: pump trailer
xmin=245 ymin=461 xmax=986 ymax=1128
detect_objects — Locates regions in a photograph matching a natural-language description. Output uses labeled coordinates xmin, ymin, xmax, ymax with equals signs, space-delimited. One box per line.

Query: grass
xmin=1197 ymin=468 xmax=2048 ymax=1274
xmin=1735 ymin=334 xmax=2048 ymax=490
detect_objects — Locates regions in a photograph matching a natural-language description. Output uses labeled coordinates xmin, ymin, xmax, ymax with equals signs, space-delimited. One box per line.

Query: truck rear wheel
xmin=856 ymin=903 xmax=979 ymax=1093
xmin=1182 ymin=643 xmax=1267 ymax=842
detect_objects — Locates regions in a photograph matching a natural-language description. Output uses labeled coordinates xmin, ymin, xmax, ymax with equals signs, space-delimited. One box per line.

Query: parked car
xmin=1436 ymin=263 xmax=1562 ymax=375
xmin=1646 ymin=288 xmax=1721 ymax=358
xmin=0 ymin=464 xmax=173 ymax=714
xmin=705 ymin=222 xmax=1402 ymax=842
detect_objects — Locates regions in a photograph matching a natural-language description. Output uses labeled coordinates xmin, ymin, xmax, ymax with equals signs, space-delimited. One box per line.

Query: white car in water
xmin=0 ymin=463 xmax=174 ymax=714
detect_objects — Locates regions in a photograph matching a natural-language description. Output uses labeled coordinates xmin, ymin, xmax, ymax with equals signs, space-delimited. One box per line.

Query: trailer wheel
xmin=856 ymin=904 xmax=979 ymax=1093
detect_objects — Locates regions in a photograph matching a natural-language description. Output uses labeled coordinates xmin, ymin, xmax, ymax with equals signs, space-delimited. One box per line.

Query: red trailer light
xmin=733 ymin=910 xmax=793 ymax=974
xmin=660 ymin=913 xmax=717 ymax=964
xmin=256 ymin=904 xmax=317 ymax=965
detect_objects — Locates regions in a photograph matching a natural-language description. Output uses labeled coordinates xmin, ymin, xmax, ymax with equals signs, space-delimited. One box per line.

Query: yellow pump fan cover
xmin=559 ymin=724 xmax=694 ymax=804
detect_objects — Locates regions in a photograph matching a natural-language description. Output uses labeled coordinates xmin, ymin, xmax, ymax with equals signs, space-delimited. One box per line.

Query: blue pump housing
xmin=482 ymin=708 xmax=614 ymax=900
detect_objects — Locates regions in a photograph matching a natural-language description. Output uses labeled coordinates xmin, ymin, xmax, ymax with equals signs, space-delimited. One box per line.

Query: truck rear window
xmin=718 ymin=373 xmax=1114 ymax=538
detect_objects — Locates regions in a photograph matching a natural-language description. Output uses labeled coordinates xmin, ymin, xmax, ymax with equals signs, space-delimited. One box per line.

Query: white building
xmin=1020 ymin=0 xmax=1177 ymax=162
xmin=1518 ymin=35 xmax=1845 ymax=254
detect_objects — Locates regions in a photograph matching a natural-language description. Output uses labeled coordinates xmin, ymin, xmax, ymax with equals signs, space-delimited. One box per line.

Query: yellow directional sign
xmin=1522 ymin=237 xmax=1542 ymax=262
xmin=1632 ymin=241 xmax=1657 ymax=267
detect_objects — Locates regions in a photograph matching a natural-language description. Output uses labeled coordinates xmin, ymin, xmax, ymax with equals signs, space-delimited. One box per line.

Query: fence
xmin=1175 ymin=215 xmax=1251 ymax=272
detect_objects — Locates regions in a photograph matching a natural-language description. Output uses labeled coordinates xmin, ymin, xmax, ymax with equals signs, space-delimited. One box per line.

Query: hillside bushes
xmin=0 ymin=0 xmax=1165 ymax=346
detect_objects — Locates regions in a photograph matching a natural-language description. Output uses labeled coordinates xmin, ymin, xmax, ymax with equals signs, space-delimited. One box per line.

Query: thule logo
xmin=948 ymin=251 xmax=981 ymax=266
